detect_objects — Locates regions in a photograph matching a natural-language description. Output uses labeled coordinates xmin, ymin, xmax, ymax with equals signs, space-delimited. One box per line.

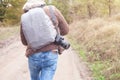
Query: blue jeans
xmin=28 ymin=51 xmax=58 ymax=80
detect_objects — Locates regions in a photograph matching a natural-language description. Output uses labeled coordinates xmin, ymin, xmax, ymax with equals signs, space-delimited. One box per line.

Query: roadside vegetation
xmin=69 ymin=17 xmax=120 ymax=80
xmin=68 ymin=0 xmax=120 ymax=80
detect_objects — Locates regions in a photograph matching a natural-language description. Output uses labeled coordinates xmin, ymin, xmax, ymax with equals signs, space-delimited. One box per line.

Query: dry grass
xmin=0 ymin=26 xmax=19 ymax=48
xmin=0 ymin=26 xmax=19 ymax=41
xmin=69 ymin=15 xmax=120 ymax=80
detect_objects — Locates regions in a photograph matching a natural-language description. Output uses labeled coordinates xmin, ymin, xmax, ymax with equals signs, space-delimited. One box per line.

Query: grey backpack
xmin=21 ymin=7 xmax=57 ymax=50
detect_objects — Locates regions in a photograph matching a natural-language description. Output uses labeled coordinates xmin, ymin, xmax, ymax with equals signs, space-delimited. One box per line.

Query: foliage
xmin=0 ymin=0 xmax=25 ymax=26
xmin=0 ymin=1 xmax=8 ymax=22
xmin=50 ymin=0 xmax=73 ymax=23
xmin=1 ymin=0 xmax=120 ymax=25
xmin=4 ymin=0 xmax=25 ymax=25
xmin=69 ymin=17 xmax=120 ymax=80
xmin=70 ymin=0 xmax=117 ymax=19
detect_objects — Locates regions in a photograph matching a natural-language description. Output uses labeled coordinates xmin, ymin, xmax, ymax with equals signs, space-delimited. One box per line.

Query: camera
xmin=55 ymin=35 xmax=70 ymax=49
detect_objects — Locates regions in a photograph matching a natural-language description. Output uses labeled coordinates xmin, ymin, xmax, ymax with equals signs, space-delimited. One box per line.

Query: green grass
xmin=67 ymin=35 xmax=109 ymax=80
xmin=110 ymin=73 xmax=120 ymax=80
xmin=90 ymin=61 xmax=106 ymax=80
xmin=67 ymin=35 xmax=87 ymax=60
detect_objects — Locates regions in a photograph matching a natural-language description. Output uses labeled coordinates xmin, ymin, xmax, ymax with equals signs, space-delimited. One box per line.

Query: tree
xmin=87 ymin=0 xmax=94 ymax=18
xmin=108 ymin=0 xmax=113 ymax=16
xmin=1 ymin=0 xmax=25 ymax=25
xmin=0 ymin=0 xmax=9 ymax=22
xmin=52 ymin=0 xmax=72 ymax=23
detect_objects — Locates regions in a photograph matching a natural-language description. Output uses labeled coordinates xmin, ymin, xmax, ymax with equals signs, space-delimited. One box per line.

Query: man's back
xmin=21 ymin=7 xmax=57 ymax=50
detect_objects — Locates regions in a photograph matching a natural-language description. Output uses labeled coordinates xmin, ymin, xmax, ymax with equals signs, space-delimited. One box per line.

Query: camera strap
xmin=49 ymin=6 xmax=63 ymax=54
xmin=49 ymin=6 xmax=60 ymax=36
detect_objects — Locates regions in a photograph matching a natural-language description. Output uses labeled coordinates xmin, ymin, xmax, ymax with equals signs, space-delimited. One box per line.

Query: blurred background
xmin=0 ymin=0 xmax=120 ymax=80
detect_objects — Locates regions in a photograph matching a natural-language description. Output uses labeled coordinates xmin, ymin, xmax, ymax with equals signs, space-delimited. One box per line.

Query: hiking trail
xmin=0 ymin=37 xmax=92 ymax=80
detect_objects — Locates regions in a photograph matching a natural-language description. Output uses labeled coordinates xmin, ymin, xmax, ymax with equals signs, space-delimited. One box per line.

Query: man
xmin=20 ymin=0 xmax=69 ymax=80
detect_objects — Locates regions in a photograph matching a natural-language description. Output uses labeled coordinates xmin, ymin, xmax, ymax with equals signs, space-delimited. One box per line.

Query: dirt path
xmin=0 ymin=38 xmax=92 ymax=80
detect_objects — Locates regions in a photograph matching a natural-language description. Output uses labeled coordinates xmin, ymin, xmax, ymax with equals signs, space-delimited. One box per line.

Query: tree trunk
xmin=87 ymin=1 xmax=93 ymax=19
xmin=108 ymin=0 xmax=112 ymax=16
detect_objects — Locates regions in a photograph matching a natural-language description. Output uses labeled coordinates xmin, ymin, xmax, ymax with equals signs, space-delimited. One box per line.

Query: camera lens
xmin=55 ymin=35 xmax=70 ymax=49
xmin=61 ymin=40 xmax=70 ymax=49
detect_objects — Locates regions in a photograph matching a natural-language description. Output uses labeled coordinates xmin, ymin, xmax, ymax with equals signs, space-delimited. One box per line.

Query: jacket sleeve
xmin=20 ymin=24 xmax=28 ymax=46
xmin=54 ymin=7 xmax=69 ymax=36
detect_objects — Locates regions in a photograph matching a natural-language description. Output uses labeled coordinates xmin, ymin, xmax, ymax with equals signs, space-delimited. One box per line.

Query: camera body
xmin=55 ymin=35 xmax=70 ymax=49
